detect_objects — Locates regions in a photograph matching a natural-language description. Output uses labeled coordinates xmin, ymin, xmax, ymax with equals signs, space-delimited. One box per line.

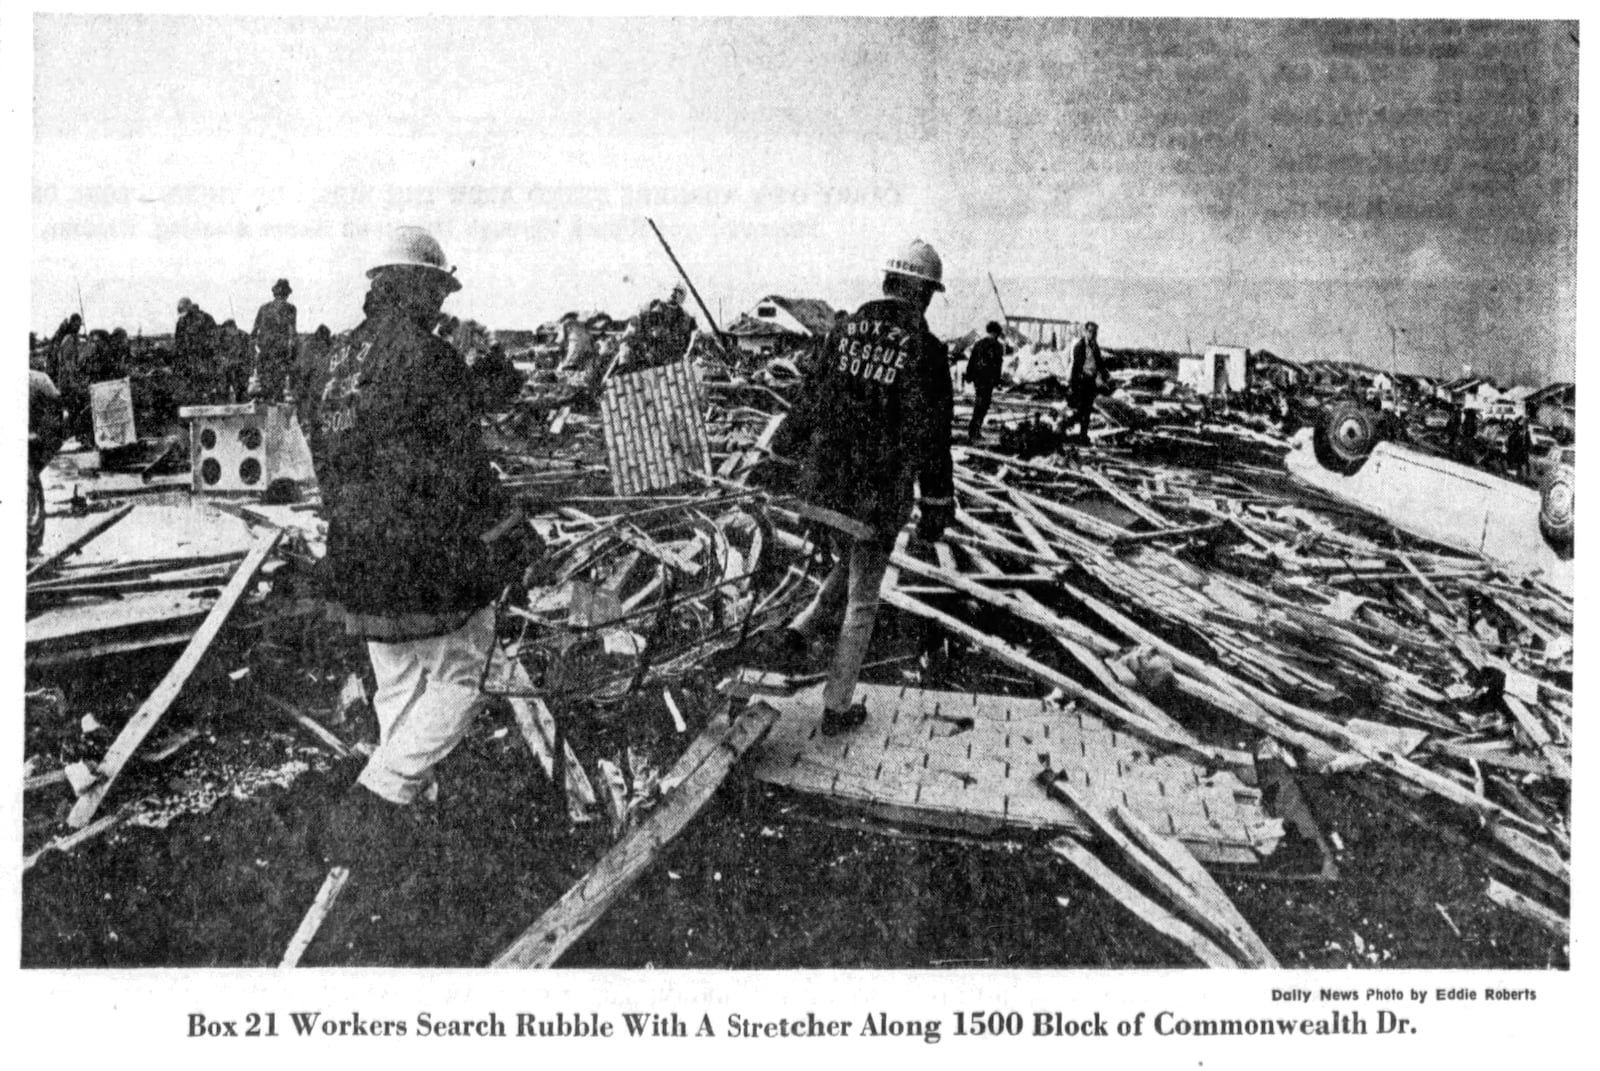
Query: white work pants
xmin=790 ymin=536 xmax=890 ymax=713
xmin=358 ymin=605 xmax=496 ymax=804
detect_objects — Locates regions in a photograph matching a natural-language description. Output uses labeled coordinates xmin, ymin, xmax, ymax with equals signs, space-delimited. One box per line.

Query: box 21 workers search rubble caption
xmin=23 ymin=225 xmax=1571 ymax=970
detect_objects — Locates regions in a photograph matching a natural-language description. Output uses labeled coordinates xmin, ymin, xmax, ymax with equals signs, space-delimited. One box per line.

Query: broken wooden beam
xmin=491 ymin=700 xmax=778 ymax=968
xmin=1112 ymin=804 xmax=1279 ymax=967
xmin=23 ymin=803 xmax=136 ymax=871
xmin=1048 ymin=835 xmax=1239 ymax=969
xmin=262 ymin=695 xmax=356 ymax=760
xmin=279 ymin=867 xmax=351 ymax=968
xmin=26 ymin=503 xmax=134 ymax=582
xmin=66 ymin=530 xmax=283 ymax=829
xmin=1484 ymin=877 xmax=1569 ymax=942
xmin=1043 ymin=773 xmax=1277 ymax=968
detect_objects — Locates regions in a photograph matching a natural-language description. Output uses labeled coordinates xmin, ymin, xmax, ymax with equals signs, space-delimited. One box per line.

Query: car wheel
xmin=1539 ymin=464 xmax=1574 ymax=556
xmin=1313 ymin=401 xmax=1381 ymax=474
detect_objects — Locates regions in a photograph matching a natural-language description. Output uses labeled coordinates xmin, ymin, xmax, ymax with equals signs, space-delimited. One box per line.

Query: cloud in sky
xmin=31 ymin=16 xmax=1576 ymax=383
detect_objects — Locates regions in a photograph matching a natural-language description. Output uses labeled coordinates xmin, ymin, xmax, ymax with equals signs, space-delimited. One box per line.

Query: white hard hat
xmin=367 ymin=226 xmax=462 ymax=292
xmin=884 ymin=238 xmax=945 ymax=292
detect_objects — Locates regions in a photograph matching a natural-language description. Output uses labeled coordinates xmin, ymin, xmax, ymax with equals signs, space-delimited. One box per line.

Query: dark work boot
xmin=317 ymin=785 xmax=418 ymax=871
xmin=820 ymin=701 xmax=870 ymax=737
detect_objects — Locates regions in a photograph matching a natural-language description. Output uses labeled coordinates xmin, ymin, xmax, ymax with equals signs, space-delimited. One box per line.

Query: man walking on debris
xmin=311 ymin=226 xmax=539 ymax=861
xmin=755 ymin=239 xmax=955 ymax=736
xmin=964 ymin=320 xmax=1007 ymax=442
xmin=251 ymin=278 xmax=299 ymax=403
xmin=1068 ymin=320 xmax=1110 ymax=444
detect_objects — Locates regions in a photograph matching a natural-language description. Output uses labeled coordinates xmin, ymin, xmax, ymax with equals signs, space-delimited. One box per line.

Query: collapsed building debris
xmin=22 ymin=320 xmax=1573 ymax=970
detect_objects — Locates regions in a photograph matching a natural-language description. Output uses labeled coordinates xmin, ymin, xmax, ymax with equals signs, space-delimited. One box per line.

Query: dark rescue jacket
xmin=773 ymin=297 xmax=954 ymax=543
xmin=965 ymin=335 xmax=1005 ymax=390
xmin=311 ymin=306 xmax=514 ymax=641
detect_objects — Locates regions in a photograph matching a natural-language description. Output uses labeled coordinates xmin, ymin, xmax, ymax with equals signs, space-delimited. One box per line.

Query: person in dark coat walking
xmin=759 ymin=239 xmax=955 ymax=736
xmin=1068 ymin=320 xmax=1111 ymax=444
xmin=313 ymin=227 xmax=538 ymax=854
xmin=251 ymin=278 xmax=299 ymax=403
xmin=963 ymin=320 xmax=1007 ymax=441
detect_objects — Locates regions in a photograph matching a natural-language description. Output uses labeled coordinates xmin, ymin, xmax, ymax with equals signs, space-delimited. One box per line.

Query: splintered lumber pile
xmin=500 ymin=367 xmax=1568 ymax=946
xmin=880 ymin=442 xmax=1571 ymax=925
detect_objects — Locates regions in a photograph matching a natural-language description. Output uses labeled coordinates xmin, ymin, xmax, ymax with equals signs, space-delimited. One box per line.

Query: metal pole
xmin=987 ymin=271 xmax=1009 ymax=325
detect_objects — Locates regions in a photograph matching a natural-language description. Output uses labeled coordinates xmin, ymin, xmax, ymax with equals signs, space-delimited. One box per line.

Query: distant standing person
xmin=293 ymin=324 xmax=335 ymax=426
xmin=1068 ymin=320 xmax=1111 ymax=444
xmin=173 ymin=297 xmax=218 ymax=403
xmin=1458 ymin=407 xmax=1480 ymax=461
xmin=619 ymin=282 xmax=697 ymax=373
xmin=251 ymin=278 xmax=299 ymax=403
xmin=756 ymin=239 xmax=955 ymax=736
xmin=28 ymin=370 xmax=65 ymax=557
xmin=48 ymin=313 xmax=88 ymax=444
xmin=963 ymin=320 xmax=1006 ymax=442
xmin=217 ymin=320 xmax=252 ymax=403
xmin=1505 ymin=417 xmax=1532 ymax=481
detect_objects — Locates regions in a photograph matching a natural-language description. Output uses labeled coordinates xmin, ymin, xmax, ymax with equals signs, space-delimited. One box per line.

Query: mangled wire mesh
xmin=480 ymin=497 xmax=815 ymax=708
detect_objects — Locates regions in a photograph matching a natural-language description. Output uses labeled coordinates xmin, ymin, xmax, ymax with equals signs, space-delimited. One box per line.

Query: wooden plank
xmin=67 ymin=530 xmax=283 ymax=828
xmin=891 ymin=550 xmax=1118 ymax=655
xmin=26 ymin=504 xmax=135 ymax=581
xmin=1484 ymin=877 xmax=1568 ymax=941
xmin=279 ymin=867 xmax=351 ymax=968
xmin=1396 ymin=552 xmax=1459 ymax=620
xmin=490 ymin=649 xmax=597 ymax=815
xmin=1110 ymin=522 xmax=1227 ymax=547
xmin=491 ymin=702 xmax=778 ymax=968
xmin=1083 ymin=468 xmax=1171 ymax=529
xmin=1042 ymin=774 xmax=1272 ymax=964
xmin=1048 ymin=836 xmax=1239 ymax=969
xmin=261 ymin=695 xmax=356 ymax=760
xmin=1111 ymin=804 xmax=1279 ymax=968
xmin=1501 ymin=694 xmax=1571 ymax=780
xmin=23 ymin=803 xmax=135 ymax=871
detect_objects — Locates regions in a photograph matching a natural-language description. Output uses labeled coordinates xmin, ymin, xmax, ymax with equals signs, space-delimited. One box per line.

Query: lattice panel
xmin=747 ymin=683 xmax=1282 ymax=865
xmin=600 ymin=359 xmax=711 ymax=496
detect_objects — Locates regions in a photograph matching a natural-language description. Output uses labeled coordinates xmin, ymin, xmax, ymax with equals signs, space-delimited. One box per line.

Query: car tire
xmin=1539 ymin=464 xmax=1574 ymax=555
xmin=1313 ymin=401 xmax=1381 ymax=474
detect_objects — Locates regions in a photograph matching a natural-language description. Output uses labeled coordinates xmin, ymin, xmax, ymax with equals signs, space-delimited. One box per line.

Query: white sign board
xmin=89 ymin=378 xmax=137 ymax=450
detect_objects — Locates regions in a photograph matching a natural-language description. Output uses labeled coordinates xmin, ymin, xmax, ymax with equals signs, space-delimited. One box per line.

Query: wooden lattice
xmin=599 ymin=360 xmax=711 ymax=496
xmin=746 ymin=683 xmax=1283 ymax=865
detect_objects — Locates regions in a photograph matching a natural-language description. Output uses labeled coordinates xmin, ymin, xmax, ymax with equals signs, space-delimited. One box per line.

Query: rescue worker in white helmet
xmin=755 ymin=238 xmax=956 ymax=735
xmin=312 ymin=226 xmax=541 ymax=866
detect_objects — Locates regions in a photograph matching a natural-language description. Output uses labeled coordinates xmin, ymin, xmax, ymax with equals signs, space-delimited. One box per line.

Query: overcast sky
xmin=30 ymin=16 xmax=1578 ymax=383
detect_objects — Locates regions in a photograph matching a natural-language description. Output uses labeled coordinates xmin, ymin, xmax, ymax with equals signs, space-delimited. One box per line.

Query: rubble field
xmin=22 ymin=350 xmax=1570 ymax=969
